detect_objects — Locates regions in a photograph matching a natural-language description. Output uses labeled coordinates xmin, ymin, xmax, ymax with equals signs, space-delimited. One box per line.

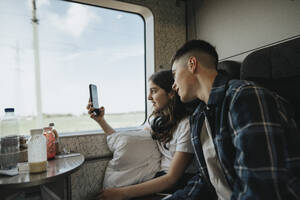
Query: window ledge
xmin=59 ymin=126 xmax=143 ymax=138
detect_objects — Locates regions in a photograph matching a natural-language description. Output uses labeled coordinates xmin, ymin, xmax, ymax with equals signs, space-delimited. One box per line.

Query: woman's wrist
xmin=97 ymin=117 xmax=105 ymax=124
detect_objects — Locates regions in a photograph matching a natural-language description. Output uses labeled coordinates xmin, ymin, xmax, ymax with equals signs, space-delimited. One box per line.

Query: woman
xmin=87 ymin=70 xmax=197 ymax=200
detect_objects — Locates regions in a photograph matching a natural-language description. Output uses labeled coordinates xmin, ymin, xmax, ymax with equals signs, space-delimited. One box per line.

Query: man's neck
xmin=197 ymin=70 xmax=217 ymax=104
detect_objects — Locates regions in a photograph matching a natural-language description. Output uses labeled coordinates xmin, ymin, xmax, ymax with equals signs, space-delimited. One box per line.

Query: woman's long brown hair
xmin=148 ymin=70 xmax=198 ymax=146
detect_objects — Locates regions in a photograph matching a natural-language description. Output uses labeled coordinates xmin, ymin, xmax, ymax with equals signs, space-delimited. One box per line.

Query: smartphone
xmin=89 ymin=84 xmax=100 ymax=116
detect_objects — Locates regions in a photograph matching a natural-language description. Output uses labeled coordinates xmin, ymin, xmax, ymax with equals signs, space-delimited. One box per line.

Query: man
xmin=166 ymin=40 xmax=300 ymax=200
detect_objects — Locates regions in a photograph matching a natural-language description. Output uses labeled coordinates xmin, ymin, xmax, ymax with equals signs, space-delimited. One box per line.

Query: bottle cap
xmin=49 ymin=123 xmax=55 ymax=127
xmin=4 ymin=108 xmax=14 ymax=112
xmin=30 ymin=128 xmax=43 ymax=136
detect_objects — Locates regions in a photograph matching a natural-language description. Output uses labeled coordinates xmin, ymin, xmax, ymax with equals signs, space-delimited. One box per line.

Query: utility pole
xmin=14 ymin=42 xmax=23 ymax=116
xmin=32 ymin=0 xmax=43 ymax=127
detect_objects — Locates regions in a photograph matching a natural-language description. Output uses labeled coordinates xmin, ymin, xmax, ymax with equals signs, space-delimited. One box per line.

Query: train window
xmin=0 ymin=0 xmax=150 ymax=134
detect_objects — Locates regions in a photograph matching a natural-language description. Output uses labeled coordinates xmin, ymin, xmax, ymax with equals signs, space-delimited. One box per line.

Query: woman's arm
xmin=96 ymin=114 xmax=115 ymax=135
xmin=99 ymin=151 xmax=193 ymax=200
xmin=87 ymin=101 xmax=115 ymax=135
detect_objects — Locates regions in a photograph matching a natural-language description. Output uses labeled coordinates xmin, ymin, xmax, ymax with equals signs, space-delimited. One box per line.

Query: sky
xmin=0 ymin=0 xmax=146 ymax=117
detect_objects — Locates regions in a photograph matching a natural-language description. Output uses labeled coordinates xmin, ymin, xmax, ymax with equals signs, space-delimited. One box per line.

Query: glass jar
xmin=43 ymin=126 xmax=56 ymax=160
xmin=28 ymin=129 xmax=47 ymax=173
xmin=0 ymin=108 xmax=20 ymax=170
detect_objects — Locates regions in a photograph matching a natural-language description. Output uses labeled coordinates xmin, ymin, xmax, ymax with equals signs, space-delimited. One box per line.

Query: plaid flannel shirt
xmin=166 ymin=74 xmax=300 ymax=200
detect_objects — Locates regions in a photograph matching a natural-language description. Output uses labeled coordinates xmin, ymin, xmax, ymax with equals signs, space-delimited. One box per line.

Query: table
xmin=0 ymin=153 xmax=84 ymax=200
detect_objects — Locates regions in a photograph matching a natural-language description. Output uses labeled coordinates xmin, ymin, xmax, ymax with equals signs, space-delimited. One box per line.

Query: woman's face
xmin=148 ymin=80 xmax=172 ymax=112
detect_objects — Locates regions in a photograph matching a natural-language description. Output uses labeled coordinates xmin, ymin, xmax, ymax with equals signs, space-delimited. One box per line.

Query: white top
xmin=156 ymin=117 xmax=196 ymax=173
xmin=201 ymin=117 xmax=232 ymax=200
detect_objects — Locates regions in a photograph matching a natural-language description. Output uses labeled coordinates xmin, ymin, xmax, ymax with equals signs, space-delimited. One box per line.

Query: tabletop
xmin=0 ymin=153 xmax=84 ymax=190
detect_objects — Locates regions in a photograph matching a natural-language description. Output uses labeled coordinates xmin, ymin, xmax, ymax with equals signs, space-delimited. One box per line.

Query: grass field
xmin=16 ymin=112 xmax=146 ymax=135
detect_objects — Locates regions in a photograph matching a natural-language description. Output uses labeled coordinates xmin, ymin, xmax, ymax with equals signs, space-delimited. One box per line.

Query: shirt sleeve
xmin=174 ymin=118 xmax=193 ymax=153
xmin=228 ymin=84 xmax=300 ymax=199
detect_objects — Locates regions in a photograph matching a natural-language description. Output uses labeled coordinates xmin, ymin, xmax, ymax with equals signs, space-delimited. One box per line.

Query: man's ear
xmin=188 ymin=56 xmax=197 ymax=73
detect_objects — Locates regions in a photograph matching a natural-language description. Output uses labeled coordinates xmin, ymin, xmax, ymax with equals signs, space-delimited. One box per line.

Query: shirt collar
xmin=192 ymin=100 xmax=206 ymax=118
xmin=191 ymin=73 xmax=230 ymax=118
xmin=207 ymin=73 xmax=230 ymax=107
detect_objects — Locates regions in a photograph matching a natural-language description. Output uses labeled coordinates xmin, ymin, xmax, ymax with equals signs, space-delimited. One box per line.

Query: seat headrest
xmin=217 ymin=60 xmax=241 ymax=79
xmin=241 ymin=37 xmax=300 ymax=127
xmin=241 ymin=38 xmax=300 ymax=79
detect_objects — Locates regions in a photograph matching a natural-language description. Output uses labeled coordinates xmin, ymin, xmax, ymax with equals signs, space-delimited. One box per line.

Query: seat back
xmin=240 ymin=38 xmax=300 ymax=127
xmin=217 ymin=60 xmax=241 ymax=80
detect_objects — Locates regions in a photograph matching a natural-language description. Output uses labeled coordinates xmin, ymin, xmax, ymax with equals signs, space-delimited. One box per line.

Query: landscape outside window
xmin=0 ymin=0 xmax=146 ymax=134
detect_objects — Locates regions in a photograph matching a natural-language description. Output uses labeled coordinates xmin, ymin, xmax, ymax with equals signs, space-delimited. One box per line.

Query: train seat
xmin=240 ymin=37 xmax=300 ymax=128
xmin=218 ymin=60 xmax=241 ymax=80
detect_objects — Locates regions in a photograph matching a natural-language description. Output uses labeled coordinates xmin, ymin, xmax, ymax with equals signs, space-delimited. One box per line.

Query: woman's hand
xmin=97 ymin=188 xmax=128 ymax=200
xmin=86 ymin=100 xmax=105 ymax=123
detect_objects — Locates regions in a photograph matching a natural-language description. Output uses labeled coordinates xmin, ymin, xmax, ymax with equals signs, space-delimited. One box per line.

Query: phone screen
xmin=89 ymin=84 xmax=99 ymax=109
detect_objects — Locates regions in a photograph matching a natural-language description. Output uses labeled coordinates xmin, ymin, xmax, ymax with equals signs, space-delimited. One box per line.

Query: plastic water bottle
xmin=0 ymin=108 xmax=20 ymax=170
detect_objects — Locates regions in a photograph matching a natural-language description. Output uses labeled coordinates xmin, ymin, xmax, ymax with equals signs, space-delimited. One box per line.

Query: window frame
xmin=58 ymin=0 xmax=155 ymax=136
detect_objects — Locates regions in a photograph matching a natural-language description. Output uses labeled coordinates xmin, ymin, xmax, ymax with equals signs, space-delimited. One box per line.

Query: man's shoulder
xmin=226 ymin=79 xmax=262 ymax=96
xmin=226 ymin=79 xmax=285 ymax=104
xmin=227 ymin=79 xmax=256 ymax=91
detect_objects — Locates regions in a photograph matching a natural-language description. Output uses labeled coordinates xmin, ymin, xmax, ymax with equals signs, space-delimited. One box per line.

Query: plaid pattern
xmin=166 ymin=74 xmax=300 ymax=200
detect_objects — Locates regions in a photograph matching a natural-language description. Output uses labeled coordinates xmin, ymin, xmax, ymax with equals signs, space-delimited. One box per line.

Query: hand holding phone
xmin=89 ymin=84 xmax=100 ymax=116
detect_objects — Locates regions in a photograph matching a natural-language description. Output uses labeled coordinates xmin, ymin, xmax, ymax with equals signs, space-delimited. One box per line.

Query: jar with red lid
xmin=43 ymin=127 xmax=56 ymax=160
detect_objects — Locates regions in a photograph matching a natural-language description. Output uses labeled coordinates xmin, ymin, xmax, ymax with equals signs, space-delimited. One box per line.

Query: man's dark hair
xmin=171 ymin=40 xmax=219 ymax=68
